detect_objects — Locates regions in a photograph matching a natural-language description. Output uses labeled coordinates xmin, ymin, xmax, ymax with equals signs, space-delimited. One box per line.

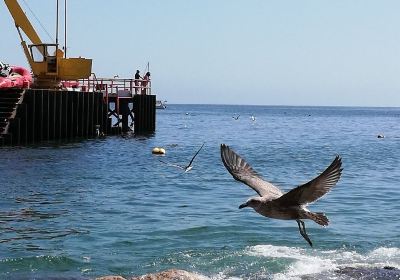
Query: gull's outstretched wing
xmin=187 ymin=143 xmax=205 ymax=168
xmin=159 ymin=159 xmax=185 ymax=170
xmin=220 ymin=144 xmax=283 ymax=199
xmin=275 ymin=155 xmax=343 ymax=206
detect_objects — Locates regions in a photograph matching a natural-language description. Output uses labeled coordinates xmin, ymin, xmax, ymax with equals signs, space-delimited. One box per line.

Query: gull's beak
xmin=239 ymin=202 xmax=248 ymax=209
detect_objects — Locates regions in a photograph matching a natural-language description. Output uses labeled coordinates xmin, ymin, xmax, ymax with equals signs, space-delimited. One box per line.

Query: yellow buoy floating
xmin=152 ymin=147 xmax=166 ymax=155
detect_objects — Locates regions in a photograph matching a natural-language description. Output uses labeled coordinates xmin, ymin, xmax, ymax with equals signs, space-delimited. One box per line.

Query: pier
xmin=0 ymin=77 xmax=156 ymax=146
xmin=1 ymin=0 xmax=156 ymax=146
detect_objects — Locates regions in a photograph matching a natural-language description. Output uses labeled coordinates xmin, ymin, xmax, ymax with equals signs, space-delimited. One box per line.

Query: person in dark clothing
xmin=134 ymin=70 xmax=141 ymax=94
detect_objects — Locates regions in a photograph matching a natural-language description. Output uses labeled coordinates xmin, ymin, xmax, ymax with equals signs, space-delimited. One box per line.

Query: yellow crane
xmin=4 ymin=0 xmax=92 ymax=88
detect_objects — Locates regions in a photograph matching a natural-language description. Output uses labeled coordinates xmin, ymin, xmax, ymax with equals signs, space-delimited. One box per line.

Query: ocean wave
xmin=244 ymin=244 xmax=400 ymax=279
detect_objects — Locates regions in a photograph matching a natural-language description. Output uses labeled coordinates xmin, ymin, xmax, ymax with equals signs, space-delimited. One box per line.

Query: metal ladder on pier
xmin=0 ymin=89 xmax=25 ymax=145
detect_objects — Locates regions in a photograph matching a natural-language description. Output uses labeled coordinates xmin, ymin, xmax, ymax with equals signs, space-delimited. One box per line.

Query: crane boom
xmin=4 ymin=0 xmax=92 ymax=88
xmin=4 ymin=0 xmax=42 ymax=45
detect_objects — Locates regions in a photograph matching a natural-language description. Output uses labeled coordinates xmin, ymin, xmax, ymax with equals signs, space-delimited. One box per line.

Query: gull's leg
xmin=296 ymin=219 xmax=313 ymax=247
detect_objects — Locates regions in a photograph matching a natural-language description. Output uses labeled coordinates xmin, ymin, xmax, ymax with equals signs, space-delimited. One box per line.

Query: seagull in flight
xmin=220 ymin=144 xmax=342 ymax=246
xmin=232 ymin=114 xmax=240 ymax=120
xmin=159 ymin=143 xmax=205 ymax=173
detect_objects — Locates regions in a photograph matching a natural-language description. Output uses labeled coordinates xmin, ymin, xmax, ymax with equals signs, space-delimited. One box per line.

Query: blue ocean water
xmin=0 ymin=105 xmax=399 ymax=279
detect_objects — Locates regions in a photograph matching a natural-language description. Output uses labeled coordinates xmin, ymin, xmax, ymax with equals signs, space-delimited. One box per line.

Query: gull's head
xmin=239 ymin=197 xmax=262 ymax=209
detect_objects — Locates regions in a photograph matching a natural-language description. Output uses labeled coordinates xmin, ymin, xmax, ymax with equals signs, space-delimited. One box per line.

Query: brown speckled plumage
xmin=220 ymin=144 xmax=343 ymax=246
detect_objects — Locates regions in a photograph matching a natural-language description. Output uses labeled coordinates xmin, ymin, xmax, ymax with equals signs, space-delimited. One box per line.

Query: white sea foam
xmin=247 ymin=244 xmax=337 ymax=279
xmin=210 ymin=272 xmax=241 ymax=280
xmin=245 ymin=244 xmax=400 ymax=280
xmin=206 ymin=245 xmax=400 ymax=279
xmin=364 ymin=247 xmax=400 ymax=268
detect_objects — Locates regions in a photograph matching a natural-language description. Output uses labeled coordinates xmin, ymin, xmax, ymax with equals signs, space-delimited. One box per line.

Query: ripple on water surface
xmin=0 ymin=105 xmax=399 ymax=278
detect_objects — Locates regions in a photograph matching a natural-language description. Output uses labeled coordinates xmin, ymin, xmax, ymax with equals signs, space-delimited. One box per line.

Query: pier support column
xmin=120 ymin=100 xmax=130 ymax=133
xmin=133 ymin=95 xmax=156 ymax=134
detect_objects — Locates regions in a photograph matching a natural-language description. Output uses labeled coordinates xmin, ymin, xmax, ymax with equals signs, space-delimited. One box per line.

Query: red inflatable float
xmin=0 ymin=64 xmax=32 ymax=89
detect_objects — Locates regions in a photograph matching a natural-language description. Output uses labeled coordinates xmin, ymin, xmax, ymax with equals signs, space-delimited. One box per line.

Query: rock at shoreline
xmin=302 ymin=266 xmax=400 ymax=280
xmin=96 ymin=276 xmax=127 ymax=280
xmin=98 ymin=266 xmax=400 ymax=280
xmin=97 ymin=269 xmax=209 ymax=280
xmin=336 ymin=266 xmax=400 ymax=280
xmin=130 ymin=269 xmax=209 ymax=280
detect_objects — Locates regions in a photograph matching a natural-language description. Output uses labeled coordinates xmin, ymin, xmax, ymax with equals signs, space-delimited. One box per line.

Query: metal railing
xmin=79 ymin=74 xmax=152 ymax=128
xmin=79 ymin=74 xmax=151 ymax=97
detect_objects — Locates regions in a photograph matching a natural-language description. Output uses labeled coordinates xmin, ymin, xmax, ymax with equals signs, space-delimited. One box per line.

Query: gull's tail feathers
xmin=305 ymin=212 xmax=329 ymax=226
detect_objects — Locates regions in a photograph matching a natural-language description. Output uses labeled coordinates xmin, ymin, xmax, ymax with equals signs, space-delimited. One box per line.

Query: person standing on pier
xmin=134 ymin=70 xmax=142 ymax=95
xmin=142 ymin=72 xmax=151 ymax=95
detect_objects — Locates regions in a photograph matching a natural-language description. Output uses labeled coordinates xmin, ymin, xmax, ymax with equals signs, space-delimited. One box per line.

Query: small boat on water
xmin=156 ymin=100 xmax=167 ymax=109
xmin=0 ymin=62 xmax=32 ymax=90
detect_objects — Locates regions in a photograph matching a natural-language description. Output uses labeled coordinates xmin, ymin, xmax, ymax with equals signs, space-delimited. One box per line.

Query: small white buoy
xmin=152 ymin=147 xmax=166 ymax=155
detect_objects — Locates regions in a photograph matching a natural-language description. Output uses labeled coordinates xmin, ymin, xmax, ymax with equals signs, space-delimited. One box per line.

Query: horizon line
xmin=162 ymin=103 xmax=400 ymax=109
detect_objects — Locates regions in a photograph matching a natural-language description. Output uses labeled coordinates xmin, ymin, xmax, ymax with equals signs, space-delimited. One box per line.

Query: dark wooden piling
xmin=133 ymin=94 xmax=156 ymax=134
xmin=119 ymin=99 xmax=131 ymax=133
xmin=0 ymin=89 xmax=156 ymax=146
xmin=106 ymin=93 xmax=156 ymax=135
xmin=0 ymin=89 xmax=107 ymax=145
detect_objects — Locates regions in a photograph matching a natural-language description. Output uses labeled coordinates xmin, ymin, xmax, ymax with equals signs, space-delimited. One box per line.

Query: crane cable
xmin=21 ymin=0 xmax=54 ymax=43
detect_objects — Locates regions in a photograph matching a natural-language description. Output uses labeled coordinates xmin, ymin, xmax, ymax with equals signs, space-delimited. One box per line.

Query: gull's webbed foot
xmin=297 ymin=219 xmax=313 ymax=247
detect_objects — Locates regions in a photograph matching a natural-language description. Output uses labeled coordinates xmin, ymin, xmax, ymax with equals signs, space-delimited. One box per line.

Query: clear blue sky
xmin=1 ymin=0 xmax=400 ymax=106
